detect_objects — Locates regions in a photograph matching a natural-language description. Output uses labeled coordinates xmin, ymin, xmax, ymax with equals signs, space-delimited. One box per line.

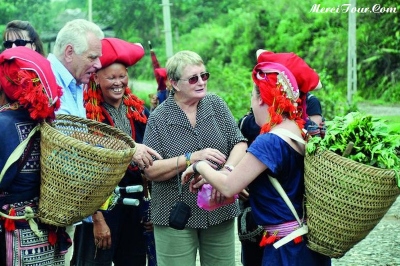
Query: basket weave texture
xmin=304 ymin=149 xmax=399 ymax=258
xmin=38 ymin=115 xmax=136 ymax=226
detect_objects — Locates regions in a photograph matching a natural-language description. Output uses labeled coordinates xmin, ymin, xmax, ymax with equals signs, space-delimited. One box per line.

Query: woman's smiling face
xmin=94 ymin=62 xmax=128 ymax=108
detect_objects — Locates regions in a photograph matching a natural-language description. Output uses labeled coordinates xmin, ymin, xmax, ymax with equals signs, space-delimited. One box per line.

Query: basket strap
xmin=268 ymin=129 xmax=308 ymax=248
xmin=0 ymin=125 xmax=40 ymax=182
xmin=273 ymin=224 xmax=308 ymax=249
xmin=268 ymin=175 xmax=308 ymax=249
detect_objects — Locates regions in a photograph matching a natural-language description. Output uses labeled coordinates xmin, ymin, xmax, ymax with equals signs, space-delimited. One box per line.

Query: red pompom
xmin=4 ymin=208 xmax=16 ymax=232
xmin=48 ymin=229 xmax=57 ymax=245
xmin=294 ymin=235 xmax=303 ymax=244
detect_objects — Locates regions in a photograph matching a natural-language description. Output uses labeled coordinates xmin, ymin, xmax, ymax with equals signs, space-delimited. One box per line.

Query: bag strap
xmin=239 ymin=115 xmax=248 ymax=131
xmin=0 ymin=125 xmax=40 ymax=182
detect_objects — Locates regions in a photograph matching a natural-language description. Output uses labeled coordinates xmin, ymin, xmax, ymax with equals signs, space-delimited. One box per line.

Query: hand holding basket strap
xmin=0 ymin=125 xmax=40 ymax=182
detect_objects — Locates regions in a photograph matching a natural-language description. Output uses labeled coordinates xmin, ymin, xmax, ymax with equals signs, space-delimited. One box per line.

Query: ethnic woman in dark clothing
xmin=0 ymin=47 xmax=66 ymax=265
xmin=237 ymin=50 xmax=326 ymax=266
xmin=75 ymin=37 xmax=160 ymax=266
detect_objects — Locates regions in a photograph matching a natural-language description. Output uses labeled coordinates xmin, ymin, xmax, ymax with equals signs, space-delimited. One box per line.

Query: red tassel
xmin=293 ymin=235 xmax=303 ymax=244
xmin=4 ymin=208 xmax=16 ymax=231
xmin=259 ymin=231 xmax=268 ymax=247
xmin=265 ymin=231 xmax=278 ymax=245
xmin=259 ymin=230 xmax=279 ymax=247
xmin=48 ymin=229 xmax=57 ymax=245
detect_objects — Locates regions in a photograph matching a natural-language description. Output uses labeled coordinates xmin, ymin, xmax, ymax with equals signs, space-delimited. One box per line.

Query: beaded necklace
xmin=0 ymin=102 xmax=20 ymax=112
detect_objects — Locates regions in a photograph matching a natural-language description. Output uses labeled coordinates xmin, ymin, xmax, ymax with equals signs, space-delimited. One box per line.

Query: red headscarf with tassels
xmin=84 ymin=38 xmax=147 ymax=135
xmin=0 ymin=47 xmax=62 ymax=121
xmin=252 ymin=62 xmax=304 ymax=134
xmin=256 ymin=50 xmax=320 ymax=121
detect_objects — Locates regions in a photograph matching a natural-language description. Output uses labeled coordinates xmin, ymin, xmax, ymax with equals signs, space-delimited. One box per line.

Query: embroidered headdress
xmin=256 ymin=49 xmax=321 ymax=120
xmin=0 ymin=46 xmax=62 ymax=120
xmin=252 ymin=61 xmax=303 ymax=133
xmin=84 ymin=38 xmax=147 ymax=124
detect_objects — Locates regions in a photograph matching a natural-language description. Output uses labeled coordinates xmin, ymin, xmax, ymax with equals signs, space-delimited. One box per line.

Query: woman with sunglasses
xmin=2 ymin=20 xmax=45 ymax=56
xmin=142 ymin=50 xmax=247 ymax=266
xmin=1 ymin=21 xmax=45 ymax=107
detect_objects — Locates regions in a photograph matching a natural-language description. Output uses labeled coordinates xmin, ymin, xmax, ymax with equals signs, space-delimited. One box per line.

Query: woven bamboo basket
xmin=304 ymin=149 xmax=399 ymax=258
xmin=38 ymin=115 xmax=136 ymax=226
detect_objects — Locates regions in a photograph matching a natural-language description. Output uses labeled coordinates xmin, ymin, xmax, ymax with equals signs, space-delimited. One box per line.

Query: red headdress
xmin=0 ymin=47 xmax=62 ymax=120
xmin=84 ymin=38 xmax=147 ymax=128
xmin=256 ymin=50 xmax=321 ymax=121
xmin=252 ymin=61 xmax=304 ymax=133
xmin=149 ymin=41 xmax=168 ymax=91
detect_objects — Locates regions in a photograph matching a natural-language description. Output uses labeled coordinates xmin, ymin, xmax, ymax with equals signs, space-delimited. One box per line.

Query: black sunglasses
xmin=179 ymin=72 xmax=210 ymax=85
xmin=3 ymin=39 xmax=34 ymax=49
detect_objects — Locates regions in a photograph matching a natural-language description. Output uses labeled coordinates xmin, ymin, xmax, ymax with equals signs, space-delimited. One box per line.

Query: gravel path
xmin=358 ymin=103 xmax=400 ymax=116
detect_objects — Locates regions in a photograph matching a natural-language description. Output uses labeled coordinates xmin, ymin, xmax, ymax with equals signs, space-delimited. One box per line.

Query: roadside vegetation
xmin=1 ymin=0 xmax=399 ymax=121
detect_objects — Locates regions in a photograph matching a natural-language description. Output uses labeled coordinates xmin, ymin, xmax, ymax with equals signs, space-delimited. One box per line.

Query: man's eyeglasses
xmin=3 ymin=39 xmax=34 ymax=49
xmin=179 ymin=72 xmax=210 ymax=85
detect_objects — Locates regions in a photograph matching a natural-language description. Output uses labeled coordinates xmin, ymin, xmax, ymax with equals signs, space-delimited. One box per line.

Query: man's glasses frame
xmin=179 ymin=72 xmax=210 ymax=85
xmin=3 ymin=39 xmax=34 ymax=49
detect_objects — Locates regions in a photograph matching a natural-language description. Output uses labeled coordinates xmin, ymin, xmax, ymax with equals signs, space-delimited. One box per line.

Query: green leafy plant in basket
xmin=306 ymin=112 xmax=400 ymax=187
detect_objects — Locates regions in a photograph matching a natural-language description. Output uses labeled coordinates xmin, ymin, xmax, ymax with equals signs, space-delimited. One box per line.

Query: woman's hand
xmin=142 ymin=220 xmax=154 ymax=232
xmin=181 ymin=164 xmax=195 ymax=184
xmin=182 ymin=165 xmax=205 ymax=193
xmin=238 ymin=188 xmax=250 ymax=201
xmin=93 ymin=215 xmax=112 ymax=250
xmin=181 ymin=161 xmax=210 ymax=193
xmin=211 ymin=187 xmax=226 ymax=204
xmin=132 ymin=143 xmax=162 ymax=169
xmin=191 ymin=148 xmax=226 ymax=166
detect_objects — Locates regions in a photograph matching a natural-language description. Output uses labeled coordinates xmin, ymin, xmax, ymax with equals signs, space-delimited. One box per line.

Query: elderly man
xmin=47 ymin=18 xmax=104 ymax=266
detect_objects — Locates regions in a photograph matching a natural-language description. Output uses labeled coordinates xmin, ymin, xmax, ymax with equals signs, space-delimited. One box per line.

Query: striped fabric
xmin=263 ymin=220 xmax=305 ymax=238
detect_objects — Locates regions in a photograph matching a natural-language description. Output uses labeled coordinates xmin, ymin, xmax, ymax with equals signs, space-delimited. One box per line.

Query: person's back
xmin=237 ymin=93 xmax=326 ymax=265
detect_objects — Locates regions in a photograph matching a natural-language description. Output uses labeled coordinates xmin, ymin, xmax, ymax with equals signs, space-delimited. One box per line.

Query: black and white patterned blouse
xmin=143 ymin=93 xmax=246 ymax=228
